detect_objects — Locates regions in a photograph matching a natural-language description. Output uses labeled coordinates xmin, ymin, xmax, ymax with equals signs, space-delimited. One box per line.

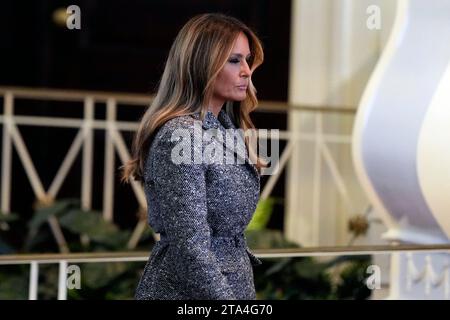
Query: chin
xmin=233 ymin=95 xmax=247 ymax=102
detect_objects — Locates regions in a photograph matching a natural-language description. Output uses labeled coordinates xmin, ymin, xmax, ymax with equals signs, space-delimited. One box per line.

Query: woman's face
xmin=212 ymin=32 xmax=252 ymax=106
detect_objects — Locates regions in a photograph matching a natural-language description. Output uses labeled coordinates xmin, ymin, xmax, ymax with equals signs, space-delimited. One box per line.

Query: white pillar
xmin=285 ymin=0 xmax=393 ymax=246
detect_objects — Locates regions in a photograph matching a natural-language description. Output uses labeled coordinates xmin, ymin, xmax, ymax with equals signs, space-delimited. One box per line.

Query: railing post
xmin=82 ymin=97 xmax=94 ymax=211
xmin=1 ymin=91 xmax=13 ymax=214
xmin=57 ymin=260 xmax=68 ymax=300
xmin=312 ymin=113 xmax=323 ymax=245
xmin=103 ymin=98 xmax=116 ymax=222
xmin=28 ymin=261 xmax=39 ymax=300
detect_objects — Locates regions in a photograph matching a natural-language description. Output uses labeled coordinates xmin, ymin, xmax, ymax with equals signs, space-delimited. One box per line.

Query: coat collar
xmin=189 ymin=109 xmax=260 ymax=179
xmin=189 ymin=109 xmax=231 ymax=130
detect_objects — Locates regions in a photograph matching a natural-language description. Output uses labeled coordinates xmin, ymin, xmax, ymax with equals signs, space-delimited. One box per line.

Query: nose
xmin=240 ymin=59 xmax=252 ymax=78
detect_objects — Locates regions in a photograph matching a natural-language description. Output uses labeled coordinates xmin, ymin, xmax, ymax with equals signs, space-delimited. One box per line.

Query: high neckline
xmin=206 ymin=109 xmax=220 ymax=118
xmin=188 ymin=109 xmax=259 ymax=178
xmin=191 ymin=109 xmax=236 ymax=130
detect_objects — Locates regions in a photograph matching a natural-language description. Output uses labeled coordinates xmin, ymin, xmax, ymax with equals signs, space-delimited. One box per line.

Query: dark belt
xmin=157 ymin=231 xmax=247 ymax=248
xmin=157 ymin=231 xmax=262 ymax=266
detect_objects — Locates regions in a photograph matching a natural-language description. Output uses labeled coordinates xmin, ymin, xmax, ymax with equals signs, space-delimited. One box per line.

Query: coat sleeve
xmin=149 ymin=123 xmax=236 ymax=300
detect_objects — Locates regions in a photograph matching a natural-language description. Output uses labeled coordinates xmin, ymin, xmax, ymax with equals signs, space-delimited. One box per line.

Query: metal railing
xmin=1 ymin=244 xmax=450 ymax=300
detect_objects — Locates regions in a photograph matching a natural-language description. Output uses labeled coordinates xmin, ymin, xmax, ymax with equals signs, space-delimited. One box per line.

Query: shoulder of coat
xmin=154 ymin=114 xmax=202 ymax=144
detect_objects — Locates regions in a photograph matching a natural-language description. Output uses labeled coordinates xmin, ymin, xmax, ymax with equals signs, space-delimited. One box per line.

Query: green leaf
xmin=104 ymin=277 xmax=138 ymax=300
xmin=0 ymin=237 xmax=15 ymax=254
xmin=28 ymin=199 xmax=78 ymax=230
xmin=244 ymin=229 xmax=298 ymax=249
xmin=264 ymin=258 xmax=293 ymax=276
xmin=24 ymin=227 xmax=53 ymax=252
xmin=294 ymin=258 xmax=329 ymax=279
xmin=0 ymin=212 xmax=20 ymax=223
xmin=246 ymin=198 xmax=277 ymax=231
xmin=81 ymin=263 xmax=129 ymax=289
xmin=59 ymin=209 xmax=130 ymax=249
xmin=0 ymin=274 xmax=28 ymax=299
xmin=334 ymin=259 xmax=372 ymax=299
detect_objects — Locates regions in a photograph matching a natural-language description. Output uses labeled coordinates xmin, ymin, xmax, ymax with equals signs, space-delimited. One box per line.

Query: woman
xmin=121 ymin=13 xmax=266 ymax=300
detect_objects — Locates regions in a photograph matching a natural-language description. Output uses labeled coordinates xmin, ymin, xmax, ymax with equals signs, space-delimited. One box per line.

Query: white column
xmin=285 ymin=0 xmax=391 ymax=246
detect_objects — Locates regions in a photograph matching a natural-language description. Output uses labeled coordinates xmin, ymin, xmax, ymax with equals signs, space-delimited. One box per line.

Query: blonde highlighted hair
xmin=120 ymin=13 xmax=265 ymax=183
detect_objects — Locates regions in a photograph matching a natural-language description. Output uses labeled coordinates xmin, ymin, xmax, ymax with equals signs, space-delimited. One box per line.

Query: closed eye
xmin=228 ymin=59 xmax=253 ymax=67
xmin=228 ymin=54 xmax=252 ymax=65
xmin=229 ymin=58 xmax=240 ymax=64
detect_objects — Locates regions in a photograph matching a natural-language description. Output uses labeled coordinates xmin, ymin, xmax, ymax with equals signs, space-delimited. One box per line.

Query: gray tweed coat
xmin=134 ymin=108 xmax=262 ymax=300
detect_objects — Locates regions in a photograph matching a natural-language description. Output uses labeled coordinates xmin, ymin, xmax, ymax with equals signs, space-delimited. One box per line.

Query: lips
xmin=237 ymin=85 xmax=248 ymax=90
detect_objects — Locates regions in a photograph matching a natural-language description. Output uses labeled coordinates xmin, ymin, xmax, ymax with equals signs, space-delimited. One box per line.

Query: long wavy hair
xmin=120 ymin=13 xmax=265 ymax=183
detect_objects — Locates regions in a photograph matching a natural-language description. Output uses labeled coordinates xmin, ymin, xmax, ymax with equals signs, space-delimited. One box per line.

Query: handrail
xmin=0 ymin=86 xmax=356 ymax=114
xmin=1 ymin=244 xmax=450 ymax=265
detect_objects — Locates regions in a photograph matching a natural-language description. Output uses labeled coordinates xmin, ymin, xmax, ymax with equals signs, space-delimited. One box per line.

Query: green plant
xmin=1 ymin=197 xmax=373 ymax=300
xmin=246 ymin=197 xmax=373 ymax=300
xmin=0 ymin=199 xmax=152 ymax=299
